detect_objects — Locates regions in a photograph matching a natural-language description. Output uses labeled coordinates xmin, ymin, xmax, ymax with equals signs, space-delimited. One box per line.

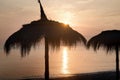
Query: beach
xmin=21 ymin=71 xmax=117 ymax=80
xmin=1 ymin=0 xmax=120 ymax=80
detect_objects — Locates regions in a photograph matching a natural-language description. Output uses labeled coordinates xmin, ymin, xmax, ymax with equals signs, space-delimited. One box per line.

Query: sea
xmin=0 ymin=42 xmax=116 ymax=79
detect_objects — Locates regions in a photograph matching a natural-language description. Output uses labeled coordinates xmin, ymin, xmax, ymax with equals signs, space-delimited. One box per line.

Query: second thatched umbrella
xmin=4 ymin=0 xmax=86 ymax=80
xmin=87 ymin=30 xmax=120 ymax=80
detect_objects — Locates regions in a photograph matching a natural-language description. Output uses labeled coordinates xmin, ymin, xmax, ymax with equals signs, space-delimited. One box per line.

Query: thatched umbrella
xmin=4 ymin=0 xmax=86 ymax=80
xmin=87 ymin=30 xmax=120 ymax=80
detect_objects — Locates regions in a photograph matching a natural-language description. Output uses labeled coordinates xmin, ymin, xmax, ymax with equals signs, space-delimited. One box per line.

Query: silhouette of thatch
xmin=4 ymin=19 xmax=86 ymax=56
xmin=4 ymin=0 xmax=86 ymax=80
xmin=4 ymin=0 xmax=86 ymax=56
xmin=87 ymin=30 xmax=120 ymax=80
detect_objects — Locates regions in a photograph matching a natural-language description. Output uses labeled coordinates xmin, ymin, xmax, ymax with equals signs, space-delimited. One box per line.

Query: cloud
xmin=77 ymin=0 xmax=94 ymax=3
xmin=107 ymin=12 xmax=120 ymax=17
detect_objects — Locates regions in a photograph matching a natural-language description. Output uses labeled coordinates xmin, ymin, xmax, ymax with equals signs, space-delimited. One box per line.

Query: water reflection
xmin=0 ymin=46 xmax=115 ymax=79
xmin=61 ymin=47 xmax=70 ymax=74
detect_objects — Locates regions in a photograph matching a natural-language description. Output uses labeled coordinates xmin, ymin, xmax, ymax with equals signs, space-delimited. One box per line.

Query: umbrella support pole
xmin=116 ymin=45 xmax=119 ymax=80
xmin=45 ymin=37 xmax=49 ymax=80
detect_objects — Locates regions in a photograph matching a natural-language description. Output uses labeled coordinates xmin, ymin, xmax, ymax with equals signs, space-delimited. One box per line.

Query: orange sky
xmin=0 ymin=0 xmax=120 ymax=46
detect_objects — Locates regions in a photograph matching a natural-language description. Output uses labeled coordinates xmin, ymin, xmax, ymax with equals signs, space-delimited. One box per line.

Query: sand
xmin=21 ymin=71 xmax=118 ymax=80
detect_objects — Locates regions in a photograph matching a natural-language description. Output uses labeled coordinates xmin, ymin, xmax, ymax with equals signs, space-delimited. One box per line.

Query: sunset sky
xmin=0 ymin=0 xmax=120 ymax=47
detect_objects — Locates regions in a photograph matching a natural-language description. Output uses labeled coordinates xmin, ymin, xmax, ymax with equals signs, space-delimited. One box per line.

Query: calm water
xmin=0 ymin=43 xmax=117 ymax=79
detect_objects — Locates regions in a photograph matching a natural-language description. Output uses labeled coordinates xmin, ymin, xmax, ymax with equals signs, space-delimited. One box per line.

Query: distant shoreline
xmin=20 ymin=71 xmax=118 ymax=80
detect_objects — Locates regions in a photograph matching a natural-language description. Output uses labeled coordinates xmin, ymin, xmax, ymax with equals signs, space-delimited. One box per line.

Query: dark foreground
xmin=21 ymin=71 xmax=118 ymax=80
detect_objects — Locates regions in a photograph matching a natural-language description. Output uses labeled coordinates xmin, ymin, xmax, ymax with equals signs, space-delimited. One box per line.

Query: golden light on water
xmin=61 ymin=47 xmax=70 ymax=74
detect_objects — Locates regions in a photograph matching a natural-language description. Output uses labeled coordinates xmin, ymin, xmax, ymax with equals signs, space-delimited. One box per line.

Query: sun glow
xmin=64 ymin=21 xmax=70 ymax=25
xmin=59 ymin=12 xmax=73 ymax=26
xmin=61 ymin=47 xmax=70 ymax=74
